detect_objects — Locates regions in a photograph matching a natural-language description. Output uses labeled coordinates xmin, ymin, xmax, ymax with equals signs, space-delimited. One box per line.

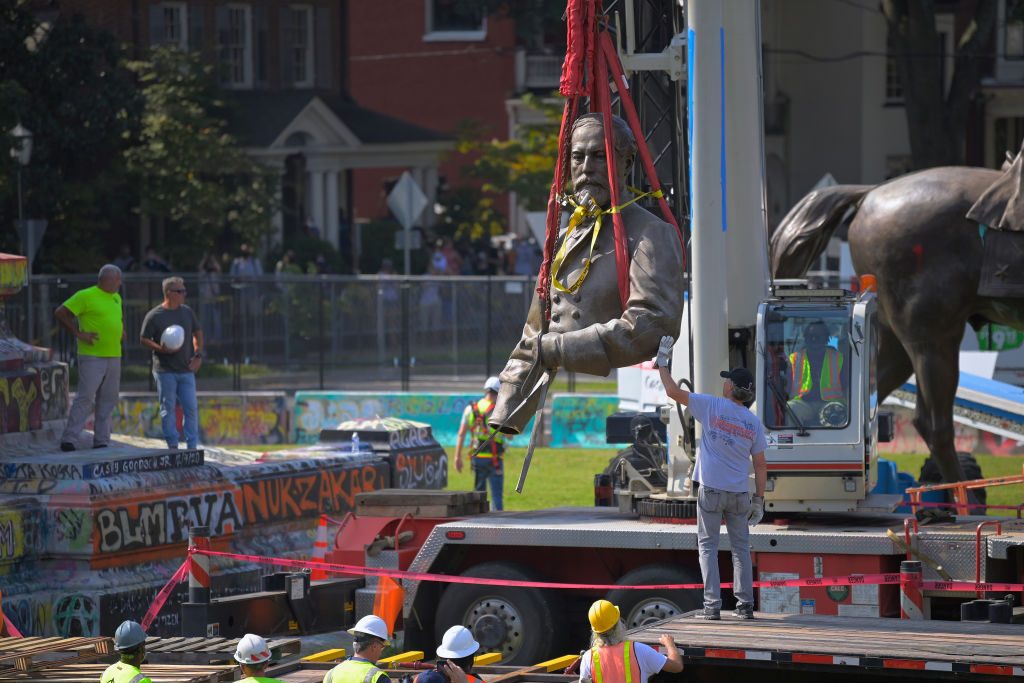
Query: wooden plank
xmin=378 ymin=650 xmax=425 ymax=666
xmin=474 ymin=652 xmax=502 ymax=666
xmin=635 ymin=612 xmax=1024 ymax=666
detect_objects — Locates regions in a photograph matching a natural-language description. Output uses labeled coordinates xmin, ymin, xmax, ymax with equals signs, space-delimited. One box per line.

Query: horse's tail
xmin=769 ymin=185 xmax=873 ymax=278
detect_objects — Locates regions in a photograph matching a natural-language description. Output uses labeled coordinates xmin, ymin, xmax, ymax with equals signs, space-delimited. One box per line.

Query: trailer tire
xmin=434 ymin=561 xmax=564 ymax=665
xmin=606 ymin=564 xmax=702 ymax=629
xmin=919 ymin=452 xmax=987 ymax=506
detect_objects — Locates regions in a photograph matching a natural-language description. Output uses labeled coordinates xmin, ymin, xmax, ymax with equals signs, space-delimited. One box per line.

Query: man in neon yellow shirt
xmin=55 ymin=264 xmax=123 ymax=451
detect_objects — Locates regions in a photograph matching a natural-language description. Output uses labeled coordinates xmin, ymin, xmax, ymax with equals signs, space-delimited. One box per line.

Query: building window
xmin=219 ymin=4 xmax=252 ymax=88
xmin=424 ymin=0 xmax=486 ymax=42
xmin=153 ymin=2 xmax=188 ymax=49
xmin=884 ymin=54 xmax=903 ymax=102
xmin=1007 ymin=0 xmax=1024 ymax=59
xmin=289 ymin=5 xmax=314 ymax=87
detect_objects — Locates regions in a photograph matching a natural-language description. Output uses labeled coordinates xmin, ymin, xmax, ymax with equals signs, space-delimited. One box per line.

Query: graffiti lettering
xmin=241 ymin=464 xmax=385 ymax=522
xmin=0 ymin=372 xmax=42 ymax=434
xmin=96 ymin=490 xmax=243 ymax=553
xmin=394 ymin=452 xmax=448 ymax=489
xmin=36 ymin=363 xmax=69 ymax=422
xmin=0 ymin=520 xmax=14 ymax=558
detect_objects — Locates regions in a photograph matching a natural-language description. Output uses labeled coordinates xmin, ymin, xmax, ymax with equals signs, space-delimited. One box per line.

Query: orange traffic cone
xmin=311 ymin=514 xmax=329 ymax=580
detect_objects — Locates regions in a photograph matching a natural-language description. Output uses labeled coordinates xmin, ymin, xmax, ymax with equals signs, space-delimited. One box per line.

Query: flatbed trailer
xmin=325 ymin=503 xmax=1024 ymax=663
xmin=628 ymin=610 xmax=1024 ymax=682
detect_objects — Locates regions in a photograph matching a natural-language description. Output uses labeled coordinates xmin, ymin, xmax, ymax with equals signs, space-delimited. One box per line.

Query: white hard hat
xmin=114 ymin=620 xmax=147 ymax=652
xmin=160 ymin=324 xmax=185 ymax=352
xmin=348 ymin=614 xmax=390 ymax=643
xmin=484 ymin=376 xmax=501 ymax=393
xmin=234 ymin=633 xmax=272 ymax=665
xmin=436 ymin=625 xmax=480 ymax=659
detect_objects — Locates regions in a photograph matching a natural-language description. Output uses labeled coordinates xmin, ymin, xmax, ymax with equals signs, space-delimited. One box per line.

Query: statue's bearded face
xmin=570 ymin=123 xmax=630 ymax=210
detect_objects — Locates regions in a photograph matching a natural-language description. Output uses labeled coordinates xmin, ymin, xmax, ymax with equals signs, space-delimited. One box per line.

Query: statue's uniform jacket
xmin=491 ymin=202 xmax=685 ymax=433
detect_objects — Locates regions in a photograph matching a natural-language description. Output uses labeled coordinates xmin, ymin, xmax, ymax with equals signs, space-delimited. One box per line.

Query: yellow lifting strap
xmin=551 ymin=189 xmax=662 ymax=294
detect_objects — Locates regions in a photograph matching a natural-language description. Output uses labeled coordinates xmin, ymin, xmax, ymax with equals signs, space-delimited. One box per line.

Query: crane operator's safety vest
xmin=591 ymin=642 xmax=642 ymax=683
xmin=789 ymin=348 xmax=844 ymax=402
xmin=101 ymin=662 xmax=151 ymax=683
xmin=469 ymin=396 xmax=505 ymax=464
xmin=323 ymin=658 xmax=388 ymax=683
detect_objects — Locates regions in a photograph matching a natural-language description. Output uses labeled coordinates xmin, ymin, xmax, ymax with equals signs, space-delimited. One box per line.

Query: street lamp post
xmin=10 ymin=123 xmax=33 ymax=340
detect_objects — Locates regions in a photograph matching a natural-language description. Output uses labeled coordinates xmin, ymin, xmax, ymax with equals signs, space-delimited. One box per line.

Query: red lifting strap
xmin=539 ymin=0 xmax=685 ymax=316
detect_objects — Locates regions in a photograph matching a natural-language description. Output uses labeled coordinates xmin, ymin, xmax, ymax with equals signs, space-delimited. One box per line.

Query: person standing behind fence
xmin=55 ymin=264 xmax=123 ymax=452
xmin=230 ymin=243 xmax=263 ymax=360
xmin=140 ymin=277 xmax=203 ymax=450
xmin=454 ymin=377 xmax=506 ymax=511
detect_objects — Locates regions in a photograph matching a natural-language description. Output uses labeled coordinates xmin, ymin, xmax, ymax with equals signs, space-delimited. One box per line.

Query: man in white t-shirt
xmin=656 ymin=336 xmax=768 ymax=620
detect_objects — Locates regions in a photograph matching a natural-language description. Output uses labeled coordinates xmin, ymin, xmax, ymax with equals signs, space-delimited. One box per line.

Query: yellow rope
xmin=550 ymin=189 xmax=662 ymax=294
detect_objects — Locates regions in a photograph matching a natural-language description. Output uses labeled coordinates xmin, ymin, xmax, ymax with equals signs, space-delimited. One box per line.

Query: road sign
xmin=387 ymin=172 xmax=428 ymax=230
xmin=386 ymin=172 xmax=429 ymax=274
xmin=15 ymin=219 xmax=47 ymax=267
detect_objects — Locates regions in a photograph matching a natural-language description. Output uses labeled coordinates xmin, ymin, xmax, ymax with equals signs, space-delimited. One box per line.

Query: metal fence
xmin=3 ymin=274 xmax=539 ymax=392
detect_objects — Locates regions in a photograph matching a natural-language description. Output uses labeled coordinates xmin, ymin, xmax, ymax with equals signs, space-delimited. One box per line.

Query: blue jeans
xmin=696 ymin=484 xmax=753 ymax=610
xmin=472 ymin=458 xmax=504 ymax=511
xmin=154 ymin=371 xmax=199 ymax=449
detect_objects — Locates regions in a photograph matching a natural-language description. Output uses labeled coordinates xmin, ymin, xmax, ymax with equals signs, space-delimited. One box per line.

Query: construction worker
xmin=454 ymin=377 xmax=506 ymax=511
xmin=415 ymin=625 xmax=483 ymax=683
xmin=579 ymin=600 xmax=682 ymax=683
xmin=787 ymin=321 xmax=846 ymax=427
xmin=323 ymin=615 xmax=392 ymax=683
xmin=101 ymin=620 xmax=151 ymax=683
xmin=234 ymin=633 xmax=284 ymax=682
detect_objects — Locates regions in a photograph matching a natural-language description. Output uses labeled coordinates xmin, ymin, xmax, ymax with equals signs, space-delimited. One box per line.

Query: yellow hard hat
xmin=588 ymin=599 xmax=620 ymax=633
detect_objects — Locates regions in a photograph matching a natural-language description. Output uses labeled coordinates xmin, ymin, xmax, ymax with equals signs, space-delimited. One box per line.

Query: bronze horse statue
xmin=771 ymin=155 xmax=1024 ymax=483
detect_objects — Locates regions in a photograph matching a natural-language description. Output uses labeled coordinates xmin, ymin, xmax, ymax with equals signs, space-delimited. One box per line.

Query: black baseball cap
xmin=720 ymin=367 xmax=754 ymax=391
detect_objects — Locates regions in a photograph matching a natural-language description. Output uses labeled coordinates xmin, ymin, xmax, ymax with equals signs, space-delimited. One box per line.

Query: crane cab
xmin=754 ymin=281 xmax=884 ymax=513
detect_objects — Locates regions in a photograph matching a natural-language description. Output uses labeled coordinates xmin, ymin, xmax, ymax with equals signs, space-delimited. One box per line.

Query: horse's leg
xmin=876 ymin=321 xmax=913 ymax=401
xmin=904 ymin=338 xmax=966 ymax=483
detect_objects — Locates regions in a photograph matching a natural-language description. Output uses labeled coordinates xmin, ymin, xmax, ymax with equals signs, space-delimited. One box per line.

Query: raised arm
xmin=655 ymin=336 xmax=690 ymax=406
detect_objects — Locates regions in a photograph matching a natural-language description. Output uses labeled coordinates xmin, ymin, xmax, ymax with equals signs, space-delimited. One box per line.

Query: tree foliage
xmin=124 ymin=47 xmax=277 ymax=259
xmin=442 ymin=93 xmax=562 ymax=239
xmin=882 ymin=0 xmax=996 ymax=169
xmin=0 ymin=2 xmax=142 ymax=271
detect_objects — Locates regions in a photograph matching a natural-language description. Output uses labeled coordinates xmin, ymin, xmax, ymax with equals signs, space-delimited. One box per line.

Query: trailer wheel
xmin=606 ymin=564 xmax=702 ymax=628
xmin=435 ymin=562 xmax=564 ymax=665
xmin=919 ymin=452 xmax=987 ymax=506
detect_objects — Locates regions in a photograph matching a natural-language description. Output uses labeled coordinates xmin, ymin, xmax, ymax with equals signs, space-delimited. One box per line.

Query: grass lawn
xmin=238 ymin=444 xmax=1023 ymax=514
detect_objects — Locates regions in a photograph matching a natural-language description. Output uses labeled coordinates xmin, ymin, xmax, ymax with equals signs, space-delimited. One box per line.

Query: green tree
xmin=0 ymin=3 xmax=142 ymax=272
xmin=882 ymin=0 xmax=996 ymax=169
xmin=124 ymin=47 xmax=276 ymax=265
xmin=442 ymin=93 xmax=561 ymax=240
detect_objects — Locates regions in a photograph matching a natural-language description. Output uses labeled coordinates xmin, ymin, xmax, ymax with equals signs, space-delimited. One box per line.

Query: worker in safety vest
xmin=787 ymin=321 xmax=846 ymax=427
xmin=101 ymin=620 xmax=151 ymax=683
xmin=578 ymin=600 xmax=682 ymax=683
xmin=454 ymin=377 xmax=506 ymax=510
xmin=234 ymin=633 xmax=285 ymax=682
xmin=323 ymin=615 xmax=392 ymax=683
xmin=415 ymin=626 xmax=483 ymax=683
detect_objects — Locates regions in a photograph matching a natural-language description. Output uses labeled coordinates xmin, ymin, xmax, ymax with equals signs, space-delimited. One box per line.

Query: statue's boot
xmin=489 ymin=359 xmax=556 ymax=435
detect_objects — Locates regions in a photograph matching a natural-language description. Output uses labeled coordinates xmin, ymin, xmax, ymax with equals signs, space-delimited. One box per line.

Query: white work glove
xmin=748 ymin=495 xmax=764 ymax=526
xmin=656 ymin=335 xmax=675 ymax=368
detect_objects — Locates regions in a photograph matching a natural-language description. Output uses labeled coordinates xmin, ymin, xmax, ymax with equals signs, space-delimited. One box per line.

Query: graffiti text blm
xmin=96 ymin=490 xmax=242 ymax=553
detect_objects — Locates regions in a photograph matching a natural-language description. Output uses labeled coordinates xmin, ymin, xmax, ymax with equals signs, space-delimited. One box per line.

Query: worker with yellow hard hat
xmin=579 ymin=600 xmax=682 ymax=683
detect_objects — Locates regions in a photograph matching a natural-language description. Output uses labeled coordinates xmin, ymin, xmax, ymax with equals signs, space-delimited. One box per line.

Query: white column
xmin=724 ymin=0 xmax=770 ymax=326
xmin=310 ymin=170 xmax=326 ymax=237
xmin=325 ymin=170 xmax=340 ymax=246
xmin=667 ymin=0 xmax=728 ymax=496
xmin=684 ymin=0 xmax=728 ymax=397
xmin=423 ymin=166 xmax=439 ymax=228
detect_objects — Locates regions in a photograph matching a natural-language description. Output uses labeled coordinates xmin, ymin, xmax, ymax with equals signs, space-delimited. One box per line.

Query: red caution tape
xmin=141 ymin=558 xmax=190 ymax=632
xmin=4 ymin=615 xmax=22 ymax=638
xmin=194 ymin=548 xmax=912 ymax=591
xmin=923 ymin=580 xmax=1024 ymax=592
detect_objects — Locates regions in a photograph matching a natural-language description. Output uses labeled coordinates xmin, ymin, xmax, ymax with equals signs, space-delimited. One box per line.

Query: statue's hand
xmin=656 ymin=335 xmax=675 ymax=368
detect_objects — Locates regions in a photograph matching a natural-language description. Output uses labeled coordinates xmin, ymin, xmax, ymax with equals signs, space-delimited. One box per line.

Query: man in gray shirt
xmin=140 ymin=276 xmax=203 ymax=450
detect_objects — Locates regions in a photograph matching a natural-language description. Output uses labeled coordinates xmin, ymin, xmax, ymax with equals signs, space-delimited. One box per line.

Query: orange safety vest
xmin=592 ymin=642 xmax=642 ymax=683
xmin=789 ymin=348 xmax=844 ymax=401
xmin=469 ymin=397 xmax=505 ymax=461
